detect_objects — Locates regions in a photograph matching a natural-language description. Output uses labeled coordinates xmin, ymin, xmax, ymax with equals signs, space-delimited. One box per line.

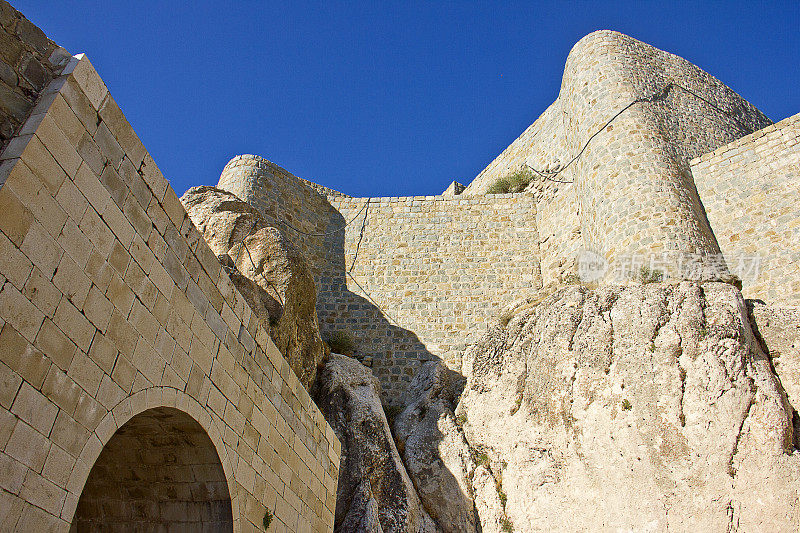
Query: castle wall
xmin=692 ymin=112 xmax=800 ymax=306
xmin=0 ymin=2 xmax=71 ymax=150
xmin=0 ymin=51 xmax=340 ymax=532
xmin=217 ymin=154 xmax=343 ymax=284
xmin=465 ymin=30 xmax=771 ymax=283
xmin=320 ymin=193 xmax=541 ymax=400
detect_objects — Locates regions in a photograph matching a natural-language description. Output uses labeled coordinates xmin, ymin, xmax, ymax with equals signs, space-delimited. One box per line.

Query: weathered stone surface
xmin=180 ymin=185 xmax=325 ymax=390
xmin=314 ymin=354 xmax=436 ymax=533
xmin=749 ymin=301 xmax=800 ymax=448
xmin=457 ymin=282 xmax=800 ymax=532
xmin=393 ymin=361 xmax=476 ymax=533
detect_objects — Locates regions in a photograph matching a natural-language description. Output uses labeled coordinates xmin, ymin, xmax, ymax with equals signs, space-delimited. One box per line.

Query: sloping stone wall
xmin=0 ymin=1 xmax=71 ymax=150
xmin=464 ymin=30 xmax=771 ymax=282
xmin=0 ymin=50 xmax=340 ymax=532
xmin=692 ymin=112 xmax=800 ymax=306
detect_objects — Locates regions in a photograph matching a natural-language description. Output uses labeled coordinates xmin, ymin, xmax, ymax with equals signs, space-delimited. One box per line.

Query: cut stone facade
xmin=0 ymin=6 xmax=341 ymax=530
xmin=1 ymin=4 xmax=798 ymax=530
xmin=692 ymin=112 xmax=800 ymax=306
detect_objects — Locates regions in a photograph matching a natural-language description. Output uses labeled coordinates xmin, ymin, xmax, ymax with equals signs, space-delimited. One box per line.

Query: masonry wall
xmin=464 ymin=30 xmax=771 ymax=283
xmin=217 ymin=154 xmax=343 ymax=283
xmin=0 ymin=1 xmax=71 ymax=149
xmin=318 ymin=194 xmax=541 ymax=400
xmin=692 ymin=112 xmax=800 ymax=306
xmin=0 ymin=51 xmax=340 ymax=532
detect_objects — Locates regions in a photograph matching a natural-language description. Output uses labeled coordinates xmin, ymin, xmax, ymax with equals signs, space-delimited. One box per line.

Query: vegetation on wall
xmin=324 ymin=330 xmax=357 ymax=355
xmin=486 ymin=167 xmax=534 ymax=194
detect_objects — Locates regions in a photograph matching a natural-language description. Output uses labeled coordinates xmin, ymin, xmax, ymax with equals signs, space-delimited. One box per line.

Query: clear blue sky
xmin=14 ymin=1 xmax=799 ymax=198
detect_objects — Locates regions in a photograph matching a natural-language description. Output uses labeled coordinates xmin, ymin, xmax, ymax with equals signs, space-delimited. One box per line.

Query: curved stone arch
xmin=66 ymin=386 xmax=242 ymax=532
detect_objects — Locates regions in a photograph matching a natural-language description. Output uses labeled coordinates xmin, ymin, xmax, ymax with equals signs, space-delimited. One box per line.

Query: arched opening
xmin=71 ymin=407 xmax=233 ymax=531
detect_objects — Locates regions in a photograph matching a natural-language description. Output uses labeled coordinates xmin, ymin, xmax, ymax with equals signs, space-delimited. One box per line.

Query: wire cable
xmin=523 ymin=81 xmax=759 ymax=185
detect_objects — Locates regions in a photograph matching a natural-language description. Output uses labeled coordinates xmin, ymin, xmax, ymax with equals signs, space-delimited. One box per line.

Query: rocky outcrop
xmin=748 ymin=302 xmax=800 ymax=449
xmin=180 ymin=186 xmax=325 ymax=390
xmin=456 ymin=282 xmax=800 ymax=532
xmin=393 ymin=362 xmax=476 ymax=533
xmin=313 ymin=354 xmax=437 ymax=533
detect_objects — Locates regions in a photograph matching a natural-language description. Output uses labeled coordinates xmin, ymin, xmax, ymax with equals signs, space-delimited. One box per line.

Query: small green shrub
xmin=475 ymin=450 xmax=489 ymax=466
xmin=621 ymin=398 xmax=632 ymax=411
xmin=456 ymin=413 xmax=467 ymax=426
xmin=510 ymin=395 xmax=522 ymax=415
xmin=500 ymin=517 xmax=514 ymax=532
xmin=325 ymin=330 xmax=356 ymax=355
xmin=562 ymin=273 xmax=581 ymax=285
xmin=263 ymin=509 xmax=273 ymax=529
xmin=498 ymin=487 xmax=508 ymax=507
xmin=638 ymin=265 xmax=664 ymax=284
xmin=487 ymin=168 xmax=533 ymax=194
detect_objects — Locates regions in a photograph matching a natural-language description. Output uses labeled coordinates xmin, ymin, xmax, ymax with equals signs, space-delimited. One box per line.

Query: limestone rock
xmin=393 ymin=361 xmax=476 ymax=533
xmin=313 ymin=354 xmax=437 ymax=533
xmin=457 ymin=282 xmax=800 ymax=532
xmin=748 ymin=301 xmax=800 ymax=448
xmin=180 ymin=186 xmax=325 ymax=390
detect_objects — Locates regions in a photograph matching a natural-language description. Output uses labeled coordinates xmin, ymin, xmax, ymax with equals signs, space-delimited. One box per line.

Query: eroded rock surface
xmin=181 ymin=186 xmax=324 ymax=390
xmin=457 ymin=282 xmax=800 ymax=532
xmin=314 ymin=354 xmax=437 ymax=533
xmin=749 ymin=301 xmax=800 ymax=448
xmin=393 ymin=361 xmax=476 ymax=533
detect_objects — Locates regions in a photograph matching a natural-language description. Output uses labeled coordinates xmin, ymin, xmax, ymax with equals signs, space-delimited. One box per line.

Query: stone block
xmin=82 ymin=285 xmax=112 ymax=333
xmin=92 ymin=122 xmax=122 ymax=169
xmin=53 ymin=298 xmax=94 ymax=353
xmin=41 ymin=443 xmax=75 ymax=489
xmin=54 ymin=174 xmax=88 ymax=221
xmin=49 ymin=410 xmax=88 ymax=458
xmin=0 ymin=283 xmax=44 ymax=344
xmin=5 ymin=418 xmax=49 ymax=471
xmin=0 ymin=228 xmax=32 ymax=291
xmin=10 ymin=381 xmax=57 ymax=437
xmin=102 ymin=201 xmax=134 ymax=248
xmin=78 ymin=208 xmax=112 ymax=259
xmin=19 ymin=467 xmax=67 ymax=517
xmin=0 ymin=184 xmax=32 ymax=247
xmin=34 ymin=112 xmax=80 ymax=176
xmin=68 ymin=55 xmax=107 ymax=111
xmin=22 ymin=267 xmax=60 ymax=318
xmin=19 ymin=134 xmax=66 ymax=194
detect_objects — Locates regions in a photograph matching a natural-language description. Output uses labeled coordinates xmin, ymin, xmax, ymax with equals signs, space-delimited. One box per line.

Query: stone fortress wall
xmin=691 ymin=112 xmax=800 ymax=307
xmin=464 ymin=30 xmax=772 ymax=283
xmin=217 ymin=156 xmax=542 ymax=400
xmin=0 ymin=3 xmax=71 ymax=150
xmin=219 ymin=31 xmax=797 ymax=400
xmin=321 ymin=193 xmax=540 ymax=399
xmin=0 ymin=3 xmax=340 ymax=531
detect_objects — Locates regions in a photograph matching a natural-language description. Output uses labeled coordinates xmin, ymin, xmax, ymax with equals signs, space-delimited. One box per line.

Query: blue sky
xmin=14 ymin=1 xmax=799 ymax=198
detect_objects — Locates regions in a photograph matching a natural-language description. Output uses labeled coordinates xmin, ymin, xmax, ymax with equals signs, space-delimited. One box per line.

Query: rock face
xmin=313 ymin=354 xmax=437 ymax=533
xmin=393 ymin=362 xmax=476 ymax=533
xmin=457 ymin=282 xmax=800 ymax=532
xmin=748 ymin=302 xmax=800 ymax=448
xmin=181 ymin=186 xmax=324 ymax=390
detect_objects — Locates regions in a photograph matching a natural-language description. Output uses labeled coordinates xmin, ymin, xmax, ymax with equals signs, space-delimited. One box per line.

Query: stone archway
xmin=70 ymin=407 xmax=233 ymax=531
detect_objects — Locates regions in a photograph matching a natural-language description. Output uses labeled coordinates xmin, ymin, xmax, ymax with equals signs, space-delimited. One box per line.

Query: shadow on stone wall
xmin=315 ymin=206 xmax=445 ymax=404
